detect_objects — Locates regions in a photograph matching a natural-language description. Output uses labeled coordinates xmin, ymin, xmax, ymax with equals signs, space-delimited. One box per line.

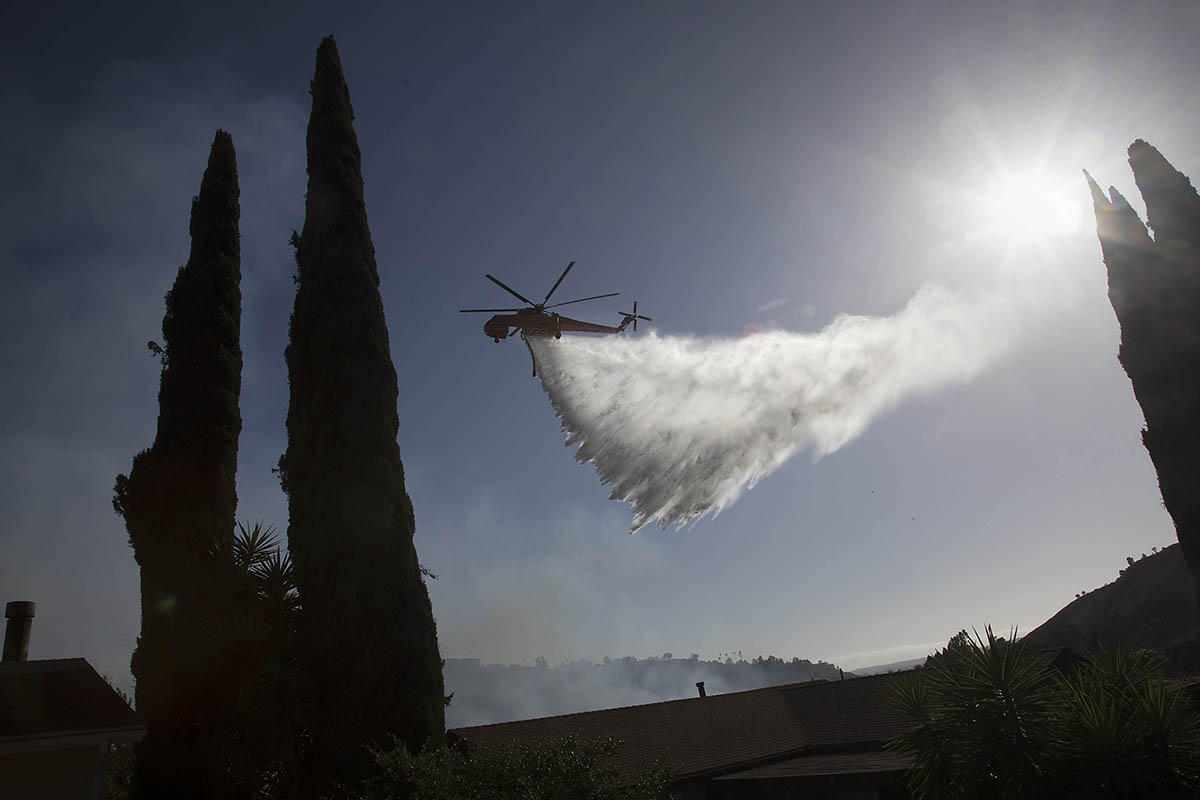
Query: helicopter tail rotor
xmin=618 ymin=300 xmax=652 ymax=332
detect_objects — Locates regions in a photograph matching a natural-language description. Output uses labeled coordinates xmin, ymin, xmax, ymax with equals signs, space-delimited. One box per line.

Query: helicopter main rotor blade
xmin=459 ymin=307 xmax=520 ymax=313
xmin=485 ymin=274 xmax=535 ymax=306
xmin=546 ymin=292 xmax=619 ymax=309
xmin=542 ymin=261 xmax=576 ymax=304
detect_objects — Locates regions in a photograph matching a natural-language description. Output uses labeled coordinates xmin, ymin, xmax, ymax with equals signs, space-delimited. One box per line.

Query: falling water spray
xmin=529 ymin=284 xmax=1013 ymax=532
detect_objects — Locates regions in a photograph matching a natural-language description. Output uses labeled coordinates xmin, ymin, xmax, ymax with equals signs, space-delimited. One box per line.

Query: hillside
xmin=441 ymin=547 xmax=1200 ymax=728
xmin=851 ymin=657 xmax=927 ymax=676
xmin=1026 ymin=544 xmax=1200 ymax=672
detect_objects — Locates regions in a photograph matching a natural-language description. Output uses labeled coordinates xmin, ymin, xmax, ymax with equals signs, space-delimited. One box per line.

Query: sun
xmin=972 ymin=167 xmax=1084 ymax=245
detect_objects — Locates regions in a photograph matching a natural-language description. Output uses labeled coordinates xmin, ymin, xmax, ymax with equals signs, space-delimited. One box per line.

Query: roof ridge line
xmin=0 ymin=657 xmax=90 ymax=672
xmin=450 ymin=681 xmax=808 ymax=730
xmin=450 ymin=672 xmax=924 ymax=732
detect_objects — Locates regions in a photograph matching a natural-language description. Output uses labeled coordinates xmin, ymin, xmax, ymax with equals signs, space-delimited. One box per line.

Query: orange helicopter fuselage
xmin=483 ymin=310 xmax=627 ymax=342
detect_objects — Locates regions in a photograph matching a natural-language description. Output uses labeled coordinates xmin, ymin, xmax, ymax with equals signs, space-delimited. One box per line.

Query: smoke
xmin=530 ymin=284 xmax=1014 ymax=531
xmin=444 ymin=654 xmax=844 ymax=727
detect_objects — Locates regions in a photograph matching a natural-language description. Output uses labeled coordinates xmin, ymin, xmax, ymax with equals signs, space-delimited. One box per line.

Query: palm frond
xmin=235 ymin=521 xmax=280 ymax=570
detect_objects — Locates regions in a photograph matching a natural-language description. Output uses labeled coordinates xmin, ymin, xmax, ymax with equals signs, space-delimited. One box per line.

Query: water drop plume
xmin=530 ymin=284 xmax=1012 ymax=532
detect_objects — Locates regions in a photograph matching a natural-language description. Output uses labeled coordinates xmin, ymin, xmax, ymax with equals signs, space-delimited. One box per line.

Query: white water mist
xmin=530 ymin=284 xmax=1013 ymax=531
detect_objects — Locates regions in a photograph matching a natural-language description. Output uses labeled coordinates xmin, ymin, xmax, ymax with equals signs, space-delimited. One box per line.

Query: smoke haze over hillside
xmin=444 ymin=653 xmax=845 ymax=727
xmin=531 ymin=285 xmax=1013 ymax=531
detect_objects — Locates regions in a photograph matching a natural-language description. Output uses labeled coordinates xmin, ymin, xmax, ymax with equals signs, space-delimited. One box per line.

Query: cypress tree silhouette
xmin=1087 ymin=140 xmax=1200 ymax=609
xmin=280 ymin=36 xmax=445 ymax=794
xmin=113 ymin=130 xmax=243 ymax=797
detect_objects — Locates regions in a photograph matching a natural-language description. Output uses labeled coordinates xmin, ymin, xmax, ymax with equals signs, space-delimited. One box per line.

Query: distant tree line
xmin=444 ymin=652 xmax=844 ymax=727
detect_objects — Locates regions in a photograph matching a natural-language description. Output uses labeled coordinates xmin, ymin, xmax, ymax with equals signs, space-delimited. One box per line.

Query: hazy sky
xmin=3 ymin=1 xmax=1199 ymax=697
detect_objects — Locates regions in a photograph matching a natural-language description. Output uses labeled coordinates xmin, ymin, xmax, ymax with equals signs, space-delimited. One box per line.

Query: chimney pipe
xmin=3 ymin=601 xmax=36 ymax=662
xmin=695 ymin=680 xmax=706 ymax=698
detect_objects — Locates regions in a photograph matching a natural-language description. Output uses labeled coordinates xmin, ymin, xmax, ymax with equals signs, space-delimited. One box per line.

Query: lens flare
xmin=976 ymin=168 xmax=1083 ymax=243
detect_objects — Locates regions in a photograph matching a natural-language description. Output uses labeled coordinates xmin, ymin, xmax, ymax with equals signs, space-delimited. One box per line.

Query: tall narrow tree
xmin=281 ymin=36 xmax=445 ymax=794
xmin=114 ymin=130 xmax=243 ymax=797
xmin=1087 ymin=140 xmax=1200 ymax=609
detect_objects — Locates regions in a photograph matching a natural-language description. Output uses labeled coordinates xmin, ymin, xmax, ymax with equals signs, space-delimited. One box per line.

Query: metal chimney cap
xmin=5 ymin=601 xmax=35 ymax=619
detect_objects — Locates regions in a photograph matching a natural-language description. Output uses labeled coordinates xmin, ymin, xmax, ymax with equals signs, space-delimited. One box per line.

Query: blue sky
xmin=2 ymin=1 xmax=1198 ymax=696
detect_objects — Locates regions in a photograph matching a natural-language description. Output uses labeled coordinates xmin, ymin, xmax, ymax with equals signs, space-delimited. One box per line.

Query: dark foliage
xmin=1054 ymin=648 xmax=1200 ymax=797
xmin=101 ymin=680 xmax=136 ymax=799
xmin=113 ymin=130 xmax=242 ymax=799
xmin=894 ymin=628 xmax=1060 ymax=797
xmin=105 ymin=741 xmax=134 ymax=800
xmin=889 ymin=628 xmax=1200 ymax=798
xmin=105 ymin=523 xmax=312 ymax=800
xmin=281 ymin=36 xmax=444 ymax=796
xmin=1087 ymin=141 xmax=1200 ymax=609
xmin=209 ymin=522 xmax=314 ymax=798
xmin=337 ymin=734 xmax=676 ymax=800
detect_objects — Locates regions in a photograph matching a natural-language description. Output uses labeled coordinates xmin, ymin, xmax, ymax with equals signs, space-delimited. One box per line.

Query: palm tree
xmin=888 ymin=629 xmax=1200 ymax=799
xmin=209 ymin=523 xmax=313 ymax=799
xmin=889 ymin=627 xmax=1058 ymax=798
xmin=1054 ymin=648 xmax=1200 ymax=798
xmin=105 ymin=524 xmax=312 ymax=800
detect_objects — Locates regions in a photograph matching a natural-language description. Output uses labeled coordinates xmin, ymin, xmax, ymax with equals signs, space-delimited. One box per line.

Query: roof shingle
xmin=0 ymin=658 xmax=142 ymax=742
xmin=451 ymin=671 xmax=917 ymax=779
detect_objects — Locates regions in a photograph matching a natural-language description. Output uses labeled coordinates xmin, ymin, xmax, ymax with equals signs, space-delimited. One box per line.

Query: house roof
xmin=450 ymin=670 xmax=917 ymax=780
xmin=779 ymin=670 xmax=918 ymax=748
xmin=0 ymin=658 xmax=144 ymax=753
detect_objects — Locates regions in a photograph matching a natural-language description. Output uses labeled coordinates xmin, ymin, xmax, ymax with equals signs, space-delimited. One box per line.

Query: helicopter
xmin=459 ymin=261 xmax=651 ymax=376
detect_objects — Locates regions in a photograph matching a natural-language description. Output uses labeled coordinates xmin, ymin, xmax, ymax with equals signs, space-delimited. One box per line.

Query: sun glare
xmin=974 ymin=168 xmax=1083 ymax=245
